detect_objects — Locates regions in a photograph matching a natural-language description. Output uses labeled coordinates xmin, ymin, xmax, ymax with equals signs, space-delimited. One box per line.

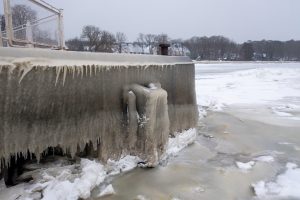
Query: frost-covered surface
xmin=236 ymin=156 xmax=275 ymax=172
xmin=165 ymin=128 xmax=197 ymax=158
xmin=106 ymin=155 xmax=142 ymax=175
xmin=0 ymin=47 xmax=192 ymax=67
xmin=0 ymin=156 xmax=140 ymax=200
xmin=254 ymin=156 xmax=275 ymax=163
xmin=0 ymin=128 xmax=196 ymax=200
xmin=252 ymin=163 xmax=300 ymax=199
xmin=236 ymin=161 xmax=255 ymax=171
xmin=42 ymin=159 xmax=106 ymax=200
xmin=97 ymin=184 xmax=115 ymax=197
xmin=196 ymin=63 xmax=300 ymax=119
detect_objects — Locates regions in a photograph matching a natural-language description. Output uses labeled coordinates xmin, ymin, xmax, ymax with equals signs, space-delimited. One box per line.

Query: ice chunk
xmin=97 ymin=184 xmax=115 ymax=198
xmin=135 ymin=195 xmax=150 ymax=200
xmin=42 ymin=159 xmax=106 ymax=200
xmin=165 ymin=128 xmax=197 ymax=157
xmin=235 ymin=161 xmax=255 ymax=171
xmin=252 ymin=162 xmax=300 ymax=199
xmin=107 ymin=155 xmax=141 ymax=175
xmin=254 ymin=156 xmax=274 ymax=163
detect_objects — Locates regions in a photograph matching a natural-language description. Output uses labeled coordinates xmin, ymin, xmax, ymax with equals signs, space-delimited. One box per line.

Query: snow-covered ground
xmin=252 ymin=163 xmax=300 ymax=199
xmin=196 ymin=63 xmax=300 ymax=120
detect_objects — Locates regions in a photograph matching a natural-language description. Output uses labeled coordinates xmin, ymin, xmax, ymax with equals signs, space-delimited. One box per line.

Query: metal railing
xmin=0 ymin=0 xmax=64 ymax=49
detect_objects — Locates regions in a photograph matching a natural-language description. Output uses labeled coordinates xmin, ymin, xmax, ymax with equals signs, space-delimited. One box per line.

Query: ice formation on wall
xmin=0 ymin=48 xmax=198 ymax=170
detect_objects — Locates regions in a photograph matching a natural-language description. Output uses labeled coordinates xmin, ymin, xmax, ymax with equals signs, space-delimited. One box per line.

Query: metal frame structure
xmin=0 ymin=0 xmax=64 ymax=49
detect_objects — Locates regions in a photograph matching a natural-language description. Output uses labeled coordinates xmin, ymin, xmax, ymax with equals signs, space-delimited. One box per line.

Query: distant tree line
xmin=66 ymin=26 xmax=186 ymax=56
xmin=66 ymin=27 xmax=300 ymax=61
xmin=3 ymin=8 xmax=300 ymax=61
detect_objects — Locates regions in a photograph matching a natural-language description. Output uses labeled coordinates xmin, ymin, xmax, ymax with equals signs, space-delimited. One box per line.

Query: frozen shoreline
xmin=1 ymin=62 xmax=300 ymax=200
xmin=0 ymin=129 xmax=197 ymax=200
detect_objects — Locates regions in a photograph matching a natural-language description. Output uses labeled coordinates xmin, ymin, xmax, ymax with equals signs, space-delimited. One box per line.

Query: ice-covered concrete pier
xmin=0 ymin=47 xmax=198 ymax=170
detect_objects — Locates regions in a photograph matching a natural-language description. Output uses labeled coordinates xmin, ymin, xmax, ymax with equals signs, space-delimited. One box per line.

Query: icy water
xmin=98 ymin=62 xmax=300 ymax=200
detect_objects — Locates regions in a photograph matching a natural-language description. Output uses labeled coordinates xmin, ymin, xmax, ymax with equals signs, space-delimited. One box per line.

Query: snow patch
xmin=236 ymin=161 xmax=255 ymax=171
xmin=148 ymin=83 xmax=158 ymax=89
xmin=42 ymin=159 xmax=106 ymax=200
xmin=97 ymin=184 xmax=115 ymax=198
xmin=254 ymin=156 xmax=275 ymax=163
xmin=252 ymin=163 xmax=300 ymax=199
xmin=135 ymin=195 xmax=150 ymax=200
xmin=165 ymin=128 xmax=197 ymax=157
xmin=107 ymin=155 xmax=141 ymax=175
xmin=196 ymin=64 xmax=300 ymax=111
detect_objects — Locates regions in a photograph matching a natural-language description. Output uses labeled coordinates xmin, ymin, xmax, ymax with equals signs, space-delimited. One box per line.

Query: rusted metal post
xmin=159 ymin=43 xmax=170 ymax=56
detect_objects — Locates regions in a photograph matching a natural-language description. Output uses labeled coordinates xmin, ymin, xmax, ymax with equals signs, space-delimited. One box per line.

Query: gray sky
xmin=47 ymin=0 xmax=300 ymax=43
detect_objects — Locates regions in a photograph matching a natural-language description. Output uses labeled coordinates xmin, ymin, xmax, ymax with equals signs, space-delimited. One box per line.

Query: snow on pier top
xmin=0 ymin=47 xmax=193 ymax=67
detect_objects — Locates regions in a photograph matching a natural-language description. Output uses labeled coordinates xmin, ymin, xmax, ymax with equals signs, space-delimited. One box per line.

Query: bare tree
xmin=115 ymin=32 xmax=127 ymax=53
xmin=170 ymin=39 xmax=185 ymax=56
xmin=136 ymin=33 xmax=146 ymax=53
xmin=99 ymin=30 xmax=116 ymax=53
xmin=81 ymin=25 xmax=101 ymax=51
xmin=1 ymin=15 xmax=5 ymax=31
xmin=11 ymin=4 xmax=37 ymax=27
xmin=156 ymin=34 xmax=170 ymax=44
xmin=66 ymin=37 xmax=85 ymax=51
xmin=144 ymin=34 xmax=157 ymax=54
xmin=10 ymin=4 xmax=37 ymax=40
xmin=81 ymin=25 xmax=116 ymax=52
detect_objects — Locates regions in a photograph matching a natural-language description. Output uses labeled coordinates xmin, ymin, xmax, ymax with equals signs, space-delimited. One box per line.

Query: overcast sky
xmin=45 ymin=0 xmax=300 ymax=43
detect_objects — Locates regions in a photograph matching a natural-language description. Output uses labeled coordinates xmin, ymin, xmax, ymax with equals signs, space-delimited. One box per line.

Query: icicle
xmin=72 ymin=66 xmax=76 ymax=79
xmin=62 ymin=66 xmax=68 ymax=86
xmin=18 ymin=65 xmax=34 ymax=84
xmin=94 ymin=65 xmax=97 ymax=76
xmin=35 ymin=147 xmax=41 ymax=164
xmin=89 ymin=65 xmax=92 ymax=77
xmin=80 ymin=65 xmax=84 ymax=78
xmin=55 ymin=66 xmax=62 ymax=86
xmin=70 ymin=145 xmax=77 ymax=159
xmin=92 ymin=140 xmax=97 ymax=151
xmin=8 ymin=65 xmax=17 ymax=76
xmin=84 ymin=65 xmax=88 ymax=77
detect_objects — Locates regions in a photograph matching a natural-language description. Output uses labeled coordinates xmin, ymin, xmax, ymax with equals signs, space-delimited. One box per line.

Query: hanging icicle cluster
xmin=0 ymin=51 xmax=198 ymax=171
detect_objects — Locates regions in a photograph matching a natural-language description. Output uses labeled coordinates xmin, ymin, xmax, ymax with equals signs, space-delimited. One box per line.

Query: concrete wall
xmin=0 ymin=48 xmax=198 ymax=167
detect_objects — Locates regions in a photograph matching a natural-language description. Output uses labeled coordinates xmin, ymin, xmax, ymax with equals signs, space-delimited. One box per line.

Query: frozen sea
xmin=1 ymin=62 xmax=300 ymax=200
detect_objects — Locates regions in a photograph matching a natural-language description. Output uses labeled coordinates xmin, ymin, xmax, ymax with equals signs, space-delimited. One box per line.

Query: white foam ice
xmin=0 ymin=129 xmax=197 ymax=200
xmin=254 ymin=156 xmax=274 ymax=163
xmin=135 ymin=195 xmax=150 ymax=200
xmin=236 ymin=161 xmax=255 ymax=171
xmin=0 ymin=156 xmax=140 ymax=200
xmin=271 ymin=104 xmax=300 ymax=119
xmin=252 ymin=163 xmax=300 ymax=199
xmin=165 ymin=128 xmax=197 ymax=158
xmin=106 ymin=155 xmax=142 ymax=175
xmin=97 ymin=184 xmax=115 ymax=198
xmin=37 ymin=159 xmax=106 ymax=200
xmin=236 ymin=156 xmax=275 ymax=172
xmin=196 ymin=64 xmax=300 ymax=115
